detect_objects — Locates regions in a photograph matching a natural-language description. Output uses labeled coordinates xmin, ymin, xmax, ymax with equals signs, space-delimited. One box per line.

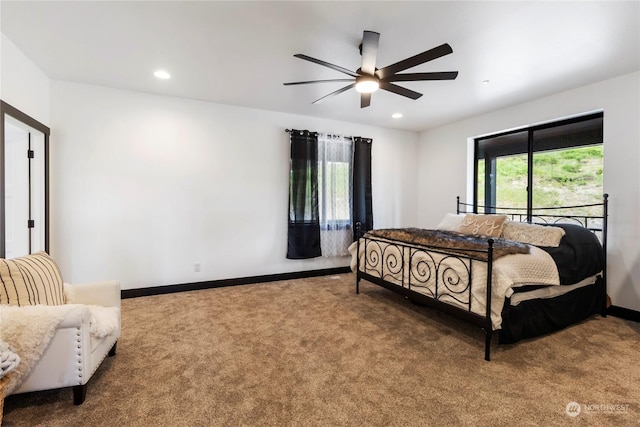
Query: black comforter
xmin=540 ymin=223 xmax=605 ymax=285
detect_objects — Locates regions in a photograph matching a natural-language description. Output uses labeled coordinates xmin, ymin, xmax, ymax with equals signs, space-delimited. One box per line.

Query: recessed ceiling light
xmin=482 ymin=79 xmax=490 ymax=85
xmin=154 ymin=70 xmax=171 ymax=80
xmin=392 ymin=113 xmax=403 ymax=119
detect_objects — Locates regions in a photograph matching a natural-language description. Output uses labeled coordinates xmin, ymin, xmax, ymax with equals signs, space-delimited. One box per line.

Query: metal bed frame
xmin=355 ymin=194 xmax=608 ymax=361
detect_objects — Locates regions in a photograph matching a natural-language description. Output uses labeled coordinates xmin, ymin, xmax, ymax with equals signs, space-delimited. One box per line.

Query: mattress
xmin=508 ymin=274 xmax=601 ymax=306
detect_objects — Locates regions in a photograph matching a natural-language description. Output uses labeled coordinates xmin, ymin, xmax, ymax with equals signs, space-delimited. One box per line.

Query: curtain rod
xmin=286 ymin=129 xmax=364 ymax=140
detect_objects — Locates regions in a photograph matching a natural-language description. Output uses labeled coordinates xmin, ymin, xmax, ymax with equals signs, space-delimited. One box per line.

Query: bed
xmin=350 ymin=195 xmax=608 ymax=361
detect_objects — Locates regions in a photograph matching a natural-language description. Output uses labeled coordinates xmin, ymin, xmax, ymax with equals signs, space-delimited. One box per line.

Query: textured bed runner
xmin=366 ymin=228 xmax=529 ymax=261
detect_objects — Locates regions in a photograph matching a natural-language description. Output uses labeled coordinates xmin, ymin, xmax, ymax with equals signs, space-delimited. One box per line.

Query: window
xmin=474 ymin=113 xmax=603 ymax=220
xmin=317 ymin=133 xmax=353 ymax=256
xmin=287 ymin=129 xmax=372 ymax=259
xmin=318 ymin=134 xmax=352 ymax=226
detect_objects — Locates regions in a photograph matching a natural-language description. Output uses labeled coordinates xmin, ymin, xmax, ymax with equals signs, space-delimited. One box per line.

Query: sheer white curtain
xmin=317 ymin=133 xmax=353 ymax=257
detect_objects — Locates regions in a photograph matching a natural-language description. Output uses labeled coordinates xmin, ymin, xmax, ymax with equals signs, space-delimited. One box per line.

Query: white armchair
xmin=6 ymin=280 xmax=121 ymax=405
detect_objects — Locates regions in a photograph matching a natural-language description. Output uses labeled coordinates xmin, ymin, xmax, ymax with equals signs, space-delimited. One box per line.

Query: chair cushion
xmin=0 ymin=252 xmax=64 ymax=306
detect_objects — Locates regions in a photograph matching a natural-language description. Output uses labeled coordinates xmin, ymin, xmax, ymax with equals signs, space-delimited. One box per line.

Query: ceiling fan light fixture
xmin=286 ymin=31 xmax=458 ymax=108
xmin=355 ymin=75 xmax=379 ymax=93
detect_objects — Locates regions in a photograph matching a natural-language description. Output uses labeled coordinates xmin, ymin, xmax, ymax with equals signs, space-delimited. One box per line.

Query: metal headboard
xmin=456 ymin=194 xmax=609 ymax=317
xmin=456 ymin=194 xmax=608 ymax=234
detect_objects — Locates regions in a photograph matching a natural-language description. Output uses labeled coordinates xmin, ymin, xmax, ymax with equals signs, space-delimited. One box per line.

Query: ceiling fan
xmin=284 ymin=30 xmax=459 ymax=108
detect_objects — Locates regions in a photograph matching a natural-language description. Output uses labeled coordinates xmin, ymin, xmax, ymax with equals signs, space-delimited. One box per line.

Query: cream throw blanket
xmin=0 ymin=303 xmax=119 ymax=396
xmin=0 ymin=304 xmax=77 ymax=396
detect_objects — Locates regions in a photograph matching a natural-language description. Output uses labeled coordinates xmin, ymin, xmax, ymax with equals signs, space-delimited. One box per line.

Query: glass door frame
xmin=0 ymin=100 xmax=51 ymax=258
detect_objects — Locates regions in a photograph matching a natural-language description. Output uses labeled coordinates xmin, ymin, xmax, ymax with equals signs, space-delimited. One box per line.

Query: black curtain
xmin=287 ymin=130 xmax=321 ymax=259
xmin=352 ymin=137 xmax=373 ymax=239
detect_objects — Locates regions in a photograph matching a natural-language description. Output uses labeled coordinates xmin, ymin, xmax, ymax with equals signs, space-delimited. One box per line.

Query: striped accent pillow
xmin=0 ymin=252 xmax=65 ymax=306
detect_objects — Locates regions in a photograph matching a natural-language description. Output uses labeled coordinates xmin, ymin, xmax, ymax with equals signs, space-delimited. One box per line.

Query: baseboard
xmin=121 ymin=266 xmax=352 ymax=299
xmin=607 ymin=305 xmax=640 ymax=323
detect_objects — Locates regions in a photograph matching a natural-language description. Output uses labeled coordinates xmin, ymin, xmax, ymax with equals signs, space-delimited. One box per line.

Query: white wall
xmin=417 ymin=71 xmax=640 ymax=312
xmin=0 ymin=33 xmax=50 ymax=125
xmin=5 ymin=28 xmax=638 ymax=310
xmin=50 ymin=81 xmax=418 ymax=290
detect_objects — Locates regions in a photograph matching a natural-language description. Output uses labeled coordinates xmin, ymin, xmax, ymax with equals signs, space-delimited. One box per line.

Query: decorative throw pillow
xmin=457 ymin=214 xmax=508 ymax=237
xmin=0 ymin=252 xmax=64 ymax=306
xmin=436 ymin=213 xmax=466 ymax=231
xmin=501 ymin=221 xmax=566 ymax=247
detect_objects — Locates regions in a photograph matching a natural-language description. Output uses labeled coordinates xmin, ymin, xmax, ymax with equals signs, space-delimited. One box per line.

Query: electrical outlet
xmin=194 ymin=263 xmax=201 ymax=273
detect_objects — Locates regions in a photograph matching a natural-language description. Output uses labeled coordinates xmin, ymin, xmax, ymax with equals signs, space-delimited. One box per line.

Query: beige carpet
xmin=2 ymin=273 xmax=639 ymax=426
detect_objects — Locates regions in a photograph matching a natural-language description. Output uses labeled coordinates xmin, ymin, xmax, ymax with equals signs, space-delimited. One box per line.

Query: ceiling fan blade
xmin=361 ymin=92 xmax=371 ymax=108
xmin=382 ymin=71 xmax=459 ymax=82
xmin=284 ymin=79 xmax=355 ymax=86
xmin=379 ymin=82 xmax=423 ymax=100
xmin=312 ymin=83 xmax=356 ymax=104
xmin=360 ymin=31 xmax=380 ymax=75
xmin=376 ymin=43 xmax=453 ymax=80
xmin=293 ymin=54 xmax=359 ymax=77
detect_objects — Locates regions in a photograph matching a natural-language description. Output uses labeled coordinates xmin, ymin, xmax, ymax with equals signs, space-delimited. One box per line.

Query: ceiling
xmin=2 ymin=1 xmax=639 ymax=132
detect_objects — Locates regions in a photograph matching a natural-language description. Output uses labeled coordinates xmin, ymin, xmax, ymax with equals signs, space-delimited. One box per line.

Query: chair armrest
xmin=68 ymin=280 xmax=121 ymax=309
xmin=58 ymin=305 xmax=92 ymax=328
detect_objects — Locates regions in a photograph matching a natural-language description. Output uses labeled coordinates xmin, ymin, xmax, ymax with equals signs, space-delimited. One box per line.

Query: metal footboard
xmin=355 ymin=222 xmax=495 ymax=361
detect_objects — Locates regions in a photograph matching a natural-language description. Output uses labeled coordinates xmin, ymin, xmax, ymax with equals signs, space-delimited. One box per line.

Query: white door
xmin=29 ymin=130 xmax=46 ymax=253
xmin=4 ymin=119 xmax=30 ymax=258
xmin=4 ymin=117 xmax=45 ymax=258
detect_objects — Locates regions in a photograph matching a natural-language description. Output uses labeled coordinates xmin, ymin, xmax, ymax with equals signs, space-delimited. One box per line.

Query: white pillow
xmin=501 ymin=221 xmax=565 ymax=247
xmin=436 ymin=213 xmax=465 ymax=231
